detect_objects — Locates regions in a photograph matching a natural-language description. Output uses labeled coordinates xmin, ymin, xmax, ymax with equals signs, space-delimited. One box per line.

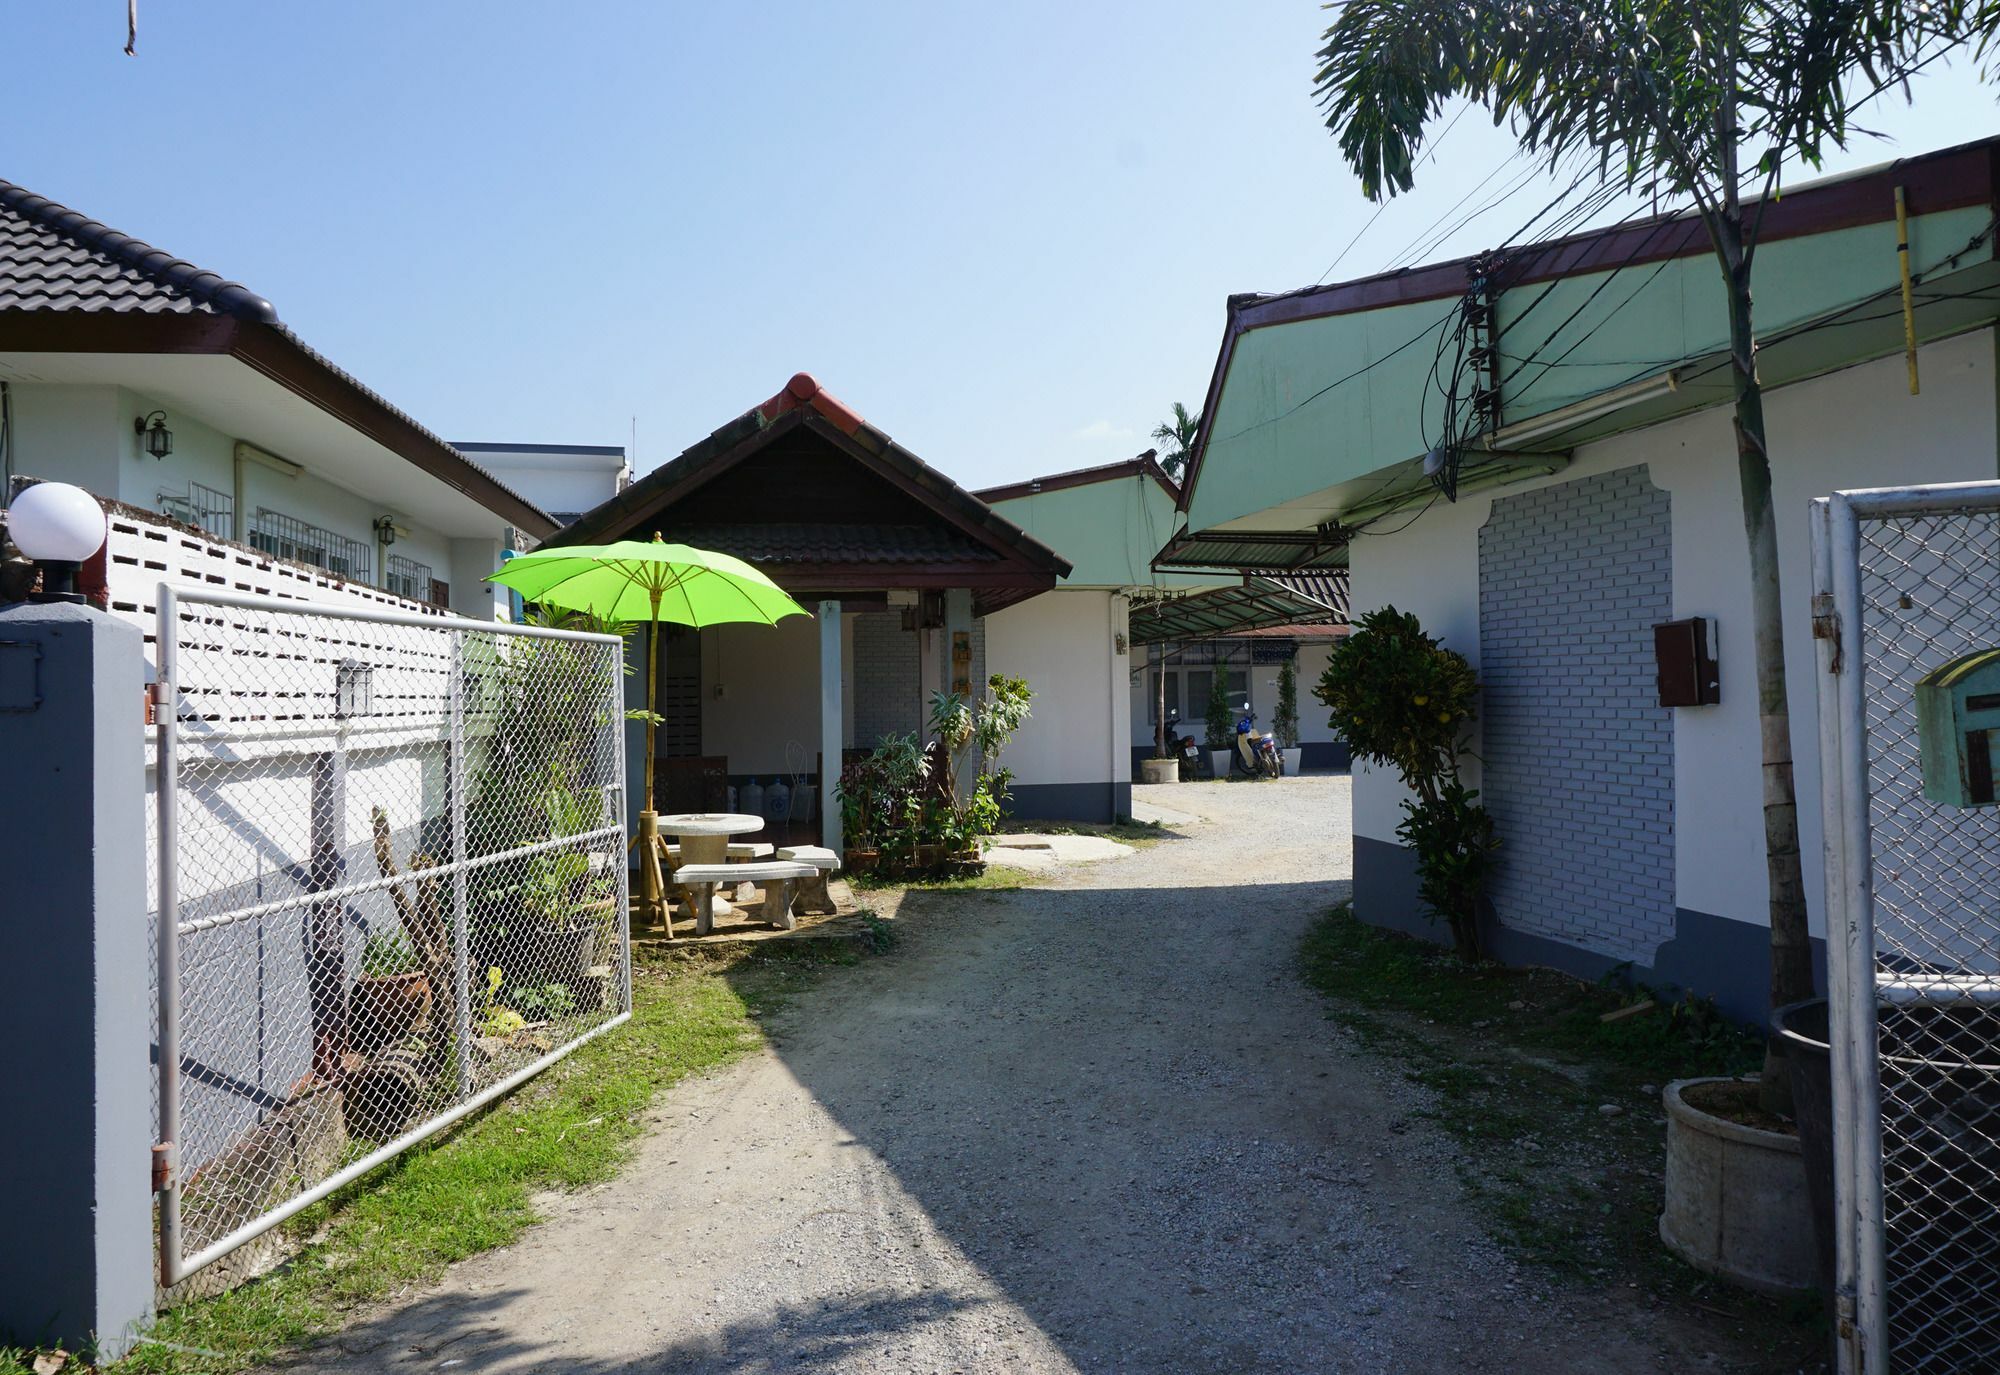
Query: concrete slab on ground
xmin=981 ymin=833 xmax=1134 ymax=871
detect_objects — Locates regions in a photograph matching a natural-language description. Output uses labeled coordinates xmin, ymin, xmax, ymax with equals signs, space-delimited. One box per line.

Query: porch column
xmin=818 ymin=600 xmax=843 ymax=852
xmin=944 ymin=588 xmax=974 ymax=697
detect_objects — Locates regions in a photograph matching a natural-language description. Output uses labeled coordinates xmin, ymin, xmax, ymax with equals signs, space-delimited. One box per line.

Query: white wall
xmin=699 ymin=614 xmax=830 ymax=778
xmin=983 ymin=589 xmax=1130 ymax=791
xmin=459 ymin=447 xmax=626 ymax=519
xmin=7 ymin=381 xmax=504 ymax=616
xmin=1350 ymin=329 xmax=2000 ymax=941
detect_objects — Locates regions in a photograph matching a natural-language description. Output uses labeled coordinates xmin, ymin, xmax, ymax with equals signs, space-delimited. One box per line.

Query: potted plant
xmin=1274 ymin=654 xmax=1302 ymax=776
xmin=1203 ymin=662 xmax=1235 ymax=780
xmin=350 ymin=930 xmax=432 ymax=1056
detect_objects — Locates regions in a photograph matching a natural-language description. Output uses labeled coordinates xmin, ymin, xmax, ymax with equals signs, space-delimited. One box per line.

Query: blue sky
xmin=7 ymin=2 xmax=1998 ymax=490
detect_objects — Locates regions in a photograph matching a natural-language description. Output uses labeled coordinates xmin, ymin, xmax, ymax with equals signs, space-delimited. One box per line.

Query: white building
xmin=1165 ymin=137 xmax=2000 ymax=1019
xmin=453 ymin=443 xmax=630 ymax=528
xmin=0 ymin=178 xmax=556 ymax=622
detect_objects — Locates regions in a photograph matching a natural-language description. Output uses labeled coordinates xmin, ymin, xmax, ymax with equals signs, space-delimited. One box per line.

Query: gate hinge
xmin=145 ymin=680 xmax=169 ymax=725
xmin=1811 ymin=593 xmax=1843 ymax=673
xmin=152 ymin=1141 xmax=173 ymax=1192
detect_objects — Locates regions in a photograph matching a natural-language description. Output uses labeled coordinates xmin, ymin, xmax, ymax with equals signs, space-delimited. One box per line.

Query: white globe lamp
xmin=7 ymin=482 xmax=106 ymax=604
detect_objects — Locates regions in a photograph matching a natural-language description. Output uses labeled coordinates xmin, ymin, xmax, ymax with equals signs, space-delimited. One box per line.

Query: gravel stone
xmin=275 ymin=776 xmax=1761 ymax=1373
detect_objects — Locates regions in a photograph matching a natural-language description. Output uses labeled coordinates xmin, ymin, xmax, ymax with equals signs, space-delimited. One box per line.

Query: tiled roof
xmin=655 ymin=523 xmax=997 ymax=566
xmin=0 ymin=180 xmax=278 ymax=320
xmin=0 ymin=177 xmax=558 ymax=537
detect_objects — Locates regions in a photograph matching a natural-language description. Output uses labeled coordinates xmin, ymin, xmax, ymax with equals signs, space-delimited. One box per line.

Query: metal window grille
xmin=157 ymin=482 xmax=234 ymax=540
xmin=152 ymin=586 xmax=630 ymax=1285
xmin=1812 ymin=481 xmax=2000 ymax=1374
xmin=249 ymin=508 xmax=372 ymax=583
xmin=385 ymin=553 xmax=434 ymax=603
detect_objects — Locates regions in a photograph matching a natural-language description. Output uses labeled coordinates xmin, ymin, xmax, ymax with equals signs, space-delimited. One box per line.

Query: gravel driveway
xmin=282 ymin=776 xmax=1740 ymax=1374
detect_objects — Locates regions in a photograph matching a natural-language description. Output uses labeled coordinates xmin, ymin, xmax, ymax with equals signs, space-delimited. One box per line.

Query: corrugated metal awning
xmin=1128 ymin=573 xmax=1346 ymax=645
xmin=1153 ymin=524 xmax=1351 ymax=572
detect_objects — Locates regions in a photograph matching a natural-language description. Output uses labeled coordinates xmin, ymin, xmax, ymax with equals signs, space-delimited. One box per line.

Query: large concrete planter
xmin=1281 ymin=747 xmax=1303 ymax=776
xmin=1209 ymin=750 xmax=1233 ymax=779
xmin=1139 ymin=757 xmax=1179 ymax=785
xmin=1659 ymin=1077 xmax=1816 ymax=1295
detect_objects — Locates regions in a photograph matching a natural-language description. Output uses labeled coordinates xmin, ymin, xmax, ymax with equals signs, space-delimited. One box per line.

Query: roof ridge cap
xmin=0 ymin=178 xmax=280 ymax=324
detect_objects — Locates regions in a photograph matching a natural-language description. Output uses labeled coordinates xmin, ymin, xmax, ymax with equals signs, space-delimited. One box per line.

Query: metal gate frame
xmin=1811 ymin=479 xmax=2000 ymax=1373
xmin=153 ymin=585 xmax=632 ymax=1286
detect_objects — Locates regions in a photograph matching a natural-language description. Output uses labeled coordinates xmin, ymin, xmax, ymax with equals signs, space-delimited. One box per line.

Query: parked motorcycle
xmin=1164 ymin=709 xmax=1204 ymax=776
xmin=1235 ymin=707 xmax=1282 ymax=778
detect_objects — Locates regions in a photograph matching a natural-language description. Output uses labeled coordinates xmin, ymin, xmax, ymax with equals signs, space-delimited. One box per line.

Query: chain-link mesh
xmin=1854 ymin=504 xmax=2000 ymax=1372
xmin=156 ymin=592 xmax=628 ymax=1279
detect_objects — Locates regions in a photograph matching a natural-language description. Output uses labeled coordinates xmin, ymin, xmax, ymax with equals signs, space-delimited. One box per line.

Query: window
xmin=157 ymin=482 xmax=233 ymax=539
xmin=385 ymin=553 xmax=434 ymax=602
xmin=250 ymin=508 xmax=372 ymax=582
xmin=1151 ymin=666 xmax=1248 ymax=722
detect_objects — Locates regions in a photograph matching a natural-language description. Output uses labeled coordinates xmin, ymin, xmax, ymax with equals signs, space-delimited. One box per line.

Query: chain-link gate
xmin=152 ymin=586 xmax=630 ymax=1286
xmin=1811 ymin=481 xmax=2000 ymax=1373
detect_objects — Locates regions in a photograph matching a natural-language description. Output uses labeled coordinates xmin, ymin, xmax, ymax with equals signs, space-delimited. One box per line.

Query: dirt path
xmin=279 ymin=777 xmax=1744 ymax=1374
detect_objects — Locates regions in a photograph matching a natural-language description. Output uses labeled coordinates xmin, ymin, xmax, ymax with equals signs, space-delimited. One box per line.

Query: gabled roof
xmin=551 ymin=374 xmax=1072 ymax=612
xmin=1175 ymin=134 xmax=2000 ymax=520
xmin=0 ymin=178 xmax=556 ymax=539
xmin=974 ymin=450 xmax=1179 ymax=505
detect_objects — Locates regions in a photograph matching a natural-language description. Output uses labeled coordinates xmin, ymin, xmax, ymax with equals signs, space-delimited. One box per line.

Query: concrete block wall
xmin=1477 ymin=464 xmax=1675 ymax=963
xmin=851 ymin=611 xmax=919 ymax=747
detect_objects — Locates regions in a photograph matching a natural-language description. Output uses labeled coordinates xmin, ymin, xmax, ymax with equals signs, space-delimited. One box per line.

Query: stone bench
xmin=777 ymin=845 xmax=841 ymax=916
xmin=674 ymin=860 xmax=817 ymax=935
xmin=664 ymin=842 xmax=775 ymax=861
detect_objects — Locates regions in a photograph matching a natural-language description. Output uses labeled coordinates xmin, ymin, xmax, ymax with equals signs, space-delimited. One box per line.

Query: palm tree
xmin=1313 ymin=0 xmax=1980 ymax=1108
xmin=1153 ymin=402 xmax=1202 ymax=481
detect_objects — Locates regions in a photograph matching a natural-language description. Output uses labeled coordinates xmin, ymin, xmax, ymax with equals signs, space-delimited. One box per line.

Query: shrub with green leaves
xmin=1274 ymin=654 xmax=1300 ymax=751
xmin=1203 ymin=660 xmax=1235 ymax=751
xmin=1315 ymin=606 xmax=1497 ymax=959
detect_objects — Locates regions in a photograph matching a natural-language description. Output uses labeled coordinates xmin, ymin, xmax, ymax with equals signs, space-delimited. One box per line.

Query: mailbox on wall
xmin=1916 ymin=647 xmax=2000 ymax=808
xmin=1654 ymin=617 xmax=1720 ymax=707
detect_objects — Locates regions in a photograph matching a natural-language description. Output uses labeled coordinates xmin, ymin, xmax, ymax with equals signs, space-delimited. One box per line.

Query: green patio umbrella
xmin=490 ymin=535 xmax=809 ymax=922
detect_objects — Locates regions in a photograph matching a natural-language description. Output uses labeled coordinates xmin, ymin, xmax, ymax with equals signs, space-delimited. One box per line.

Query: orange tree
xmin=1316 ymin=606 xmax=1495 ymax=960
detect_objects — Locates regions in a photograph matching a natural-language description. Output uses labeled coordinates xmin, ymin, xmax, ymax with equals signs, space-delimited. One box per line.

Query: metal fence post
xmin=450 ymin=627 xmax=472 ymax=1098
xmin=155 ymin=586 xmax=183 ymax=1291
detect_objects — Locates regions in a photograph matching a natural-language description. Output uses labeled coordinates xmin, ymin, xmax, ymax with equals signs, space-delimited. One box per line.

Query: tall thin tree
xmin=1313 ymin=0 xmax=1974 ymax=1108
xmin=1153 ymin=402 xmax=1203 ymax=481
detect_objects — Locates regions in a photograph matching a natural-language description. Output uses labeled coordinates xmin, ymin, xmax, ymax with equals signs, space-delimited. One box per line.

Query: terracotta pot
xmin=845 ymin=847 xmax=880 ymax=875
xmin=350 ymin=971 xmax=432 ymax=1056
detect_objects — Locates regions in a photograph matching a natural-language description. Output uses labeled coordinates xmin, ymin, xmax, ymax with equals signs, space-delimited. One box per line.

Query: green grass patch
xmin=8 ymin=945 xmax=862 ymax=1375
xmin=850 ymin=863 xmax=1035 ymax=894
xmin=1298 ymin=905 xmax=1818 ymax=1370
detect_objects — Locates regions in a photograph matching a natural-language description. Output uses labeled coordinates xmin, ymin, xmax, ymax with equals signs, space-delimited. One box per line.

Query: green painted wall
xmin=989 ymin=475 xmax=1222 ymax=590
xmin=1187 ymin=204 xmax=1996 ymax=535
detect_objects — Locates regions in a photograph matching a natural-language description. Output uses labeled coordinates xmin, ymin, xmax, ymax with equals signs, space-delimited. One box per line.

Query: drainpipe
xmin=232 ymin=441 xmax=304 ymax=542
xmin=0 ymin=380 xmax=13 ymax=501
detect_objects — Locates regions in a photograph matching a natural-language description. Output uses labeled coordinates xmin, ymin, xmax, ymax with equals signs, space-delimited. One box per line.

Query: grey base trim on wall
xmin=1300 ymin=740 xmax=1350 ymax=770
xmin=1354 ymin=835 xmax=1823 ymax=1024
xmin=1005 ymin=780 xmax=1120 ymax=824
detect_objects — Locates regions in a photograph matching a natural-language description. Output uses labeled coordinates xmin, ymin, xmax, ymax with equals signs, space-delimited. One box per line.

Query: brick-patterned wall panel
xmin=1477 ymin=464 xmax=1674 ymax=962
xmin=851 ymin=611 xmax=919 ymax=747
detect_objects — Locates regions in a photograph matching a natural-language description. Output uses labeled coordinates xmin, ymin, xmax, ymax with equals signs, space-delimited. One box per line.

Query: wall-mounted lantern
xmin=373 ymin=514 xmax=399 ymax=547
xmin=334 ymin=659 xmax=374 ymax=719
xmin=134 ymin=411 xmax=174 ymax=460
